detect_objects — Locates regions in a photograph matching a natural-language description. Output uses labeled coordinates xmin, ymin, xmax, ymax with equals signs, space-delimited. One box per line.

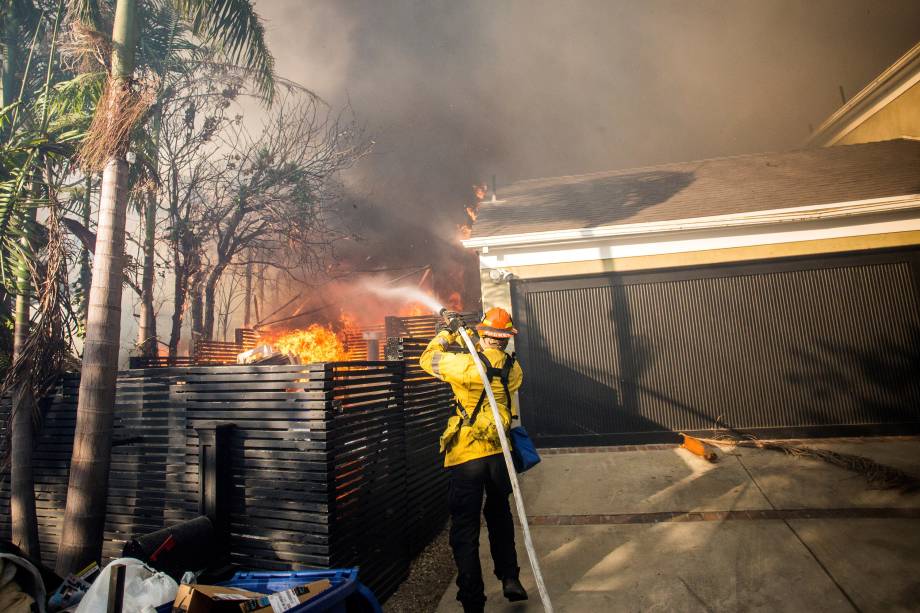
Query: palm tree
xmin=1 ymin=1 xmax=86 ymax=561
xmin=56 ymin=0 xmax=274 ymax=574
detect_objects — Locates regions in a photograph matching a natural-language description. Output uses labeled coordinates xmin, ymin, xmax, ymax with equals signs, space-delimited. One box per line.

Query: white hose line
xmin=456 ymin=327 xmax=554 ymax=613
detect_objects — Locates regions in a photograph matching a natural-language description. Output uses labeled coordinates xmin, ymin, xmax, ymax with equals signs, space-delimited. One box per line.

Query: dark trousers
xmin=448 ymin=454 xmax=519 ymax=608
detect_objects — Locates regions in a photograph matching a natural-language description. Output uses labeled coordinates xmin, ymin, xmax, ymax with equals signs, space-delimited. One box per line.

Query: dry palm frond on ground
xmin=701 ymin=434 xmax=920 ymax=492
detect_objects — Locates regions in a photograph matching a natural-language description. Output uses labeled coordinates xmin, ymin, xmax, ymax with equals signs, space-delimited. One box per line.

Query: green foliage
xmin=173 ymin=0 xmax=274 ymax=102
xmin=0 ymin=2 xmax=98 ymax=366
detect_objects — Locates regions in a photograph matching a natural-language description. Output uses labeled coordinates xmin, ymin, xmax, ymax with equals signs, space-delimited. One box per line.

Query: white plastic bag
xmin=75 ymin=558 xmax=178 ymax=613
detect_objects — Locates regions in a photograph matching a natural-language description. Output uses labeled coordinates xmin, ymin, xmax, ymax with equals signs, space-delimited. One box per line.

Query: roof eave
xmin=806 ymin=42 xmax=920 ymax=147
xmin=461 ymin=193 xmax=920 ymax=250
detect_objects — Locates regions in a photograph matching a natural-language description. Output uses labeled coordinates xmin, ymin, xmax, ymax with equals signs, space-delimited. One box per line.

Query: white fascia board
xmin=807 ymin=41 xmax=920 ymax=146
xmin=477 ymin=207 xmax=920 ymax=270
xmin=462 ymin=194 xmax=920 ymax=251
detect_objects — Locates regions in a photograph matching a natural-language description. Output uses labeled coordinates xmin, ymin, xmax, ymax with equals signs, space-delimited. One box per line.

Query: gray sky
xmin=252 ymin=0 xmax=920 ymax=296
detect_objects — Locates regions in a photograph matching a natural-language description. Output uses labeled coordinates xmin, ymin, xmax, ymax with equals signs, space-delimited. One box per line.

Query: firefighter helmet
xmin=476 ymin=307 xmax=518 ymax=338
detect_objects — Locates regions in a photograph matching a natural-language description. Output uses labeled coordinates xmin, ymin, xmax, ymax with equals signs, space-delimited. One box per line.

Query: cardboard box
xmin=238 ymin=579 xmax=332 ymax=613
xmin=173 ymin=584 xmax=265 ymax=613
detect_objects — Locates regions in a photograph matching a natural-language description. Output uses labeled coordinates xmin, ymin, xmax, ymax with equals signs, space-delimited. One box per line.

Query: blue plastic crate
xmin=218 ymin=568 xmax=382 ymax=613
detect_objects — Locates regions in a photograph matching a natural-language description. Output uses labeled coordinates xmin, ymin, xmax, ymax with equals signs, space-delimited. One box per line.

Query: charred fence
xmin=0 ymin=348 xmax=452 ymax=601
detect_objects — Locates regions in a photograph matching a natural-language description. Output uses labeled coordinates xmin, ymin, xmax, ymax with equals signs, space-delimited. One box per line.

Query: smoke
xmin=254 ymin=0 xmax=920 ymax=312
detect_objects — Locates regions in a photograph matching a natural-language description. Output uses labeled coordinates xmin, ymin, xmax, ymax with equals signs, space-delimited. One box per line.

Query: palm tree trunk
xmin=11 ymin=384 xmax=39 ymax=560
xmin=137 ymin=106 xmax=160 ymax=357
xmin=137 ymin=191 xmax=157 ymax=356
xmin=77 ymin=176 xmax=92 ymax=334
xmin=56 ymin=0 xmax=138 ymax=575
xmin=10 ymin=206 xmax=40 ymax=560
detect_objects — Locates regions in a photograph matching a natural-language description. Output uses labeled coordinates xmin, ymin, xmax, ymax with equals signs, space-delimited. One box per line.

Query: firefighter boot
xmin=502 ymin=576 xmax=528 ymax=602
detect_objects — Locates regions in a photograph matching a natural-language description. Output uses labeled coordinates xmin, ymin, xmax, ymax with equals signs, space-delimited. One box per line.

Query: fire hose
xmin=444 ymin=311 xmax=554 ymax=612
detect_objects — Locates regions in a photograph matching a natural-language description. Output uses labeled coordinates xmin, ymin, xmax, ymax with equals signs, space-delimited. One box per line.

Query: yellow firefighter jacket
xmin=419 ymin=330 xmax=523 ymax=467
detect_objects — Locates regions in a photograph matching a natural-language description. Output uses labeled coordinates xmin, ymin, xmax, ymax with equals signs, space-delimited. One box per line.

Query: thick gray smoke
xmin=255 ymin=0 xmax=920 ymax=308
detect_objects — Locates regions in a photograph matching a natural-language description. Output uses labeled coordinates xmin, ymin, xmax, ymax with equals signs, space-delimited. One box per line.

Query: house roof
xmin=469 ymin=138 xmax=920 ymax=240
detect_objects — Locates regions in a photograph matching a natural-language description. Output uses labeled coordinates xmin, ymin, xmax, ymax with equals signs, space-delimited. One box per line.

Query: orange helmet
xmin=476 ymin=307 xmax=518 ymax=338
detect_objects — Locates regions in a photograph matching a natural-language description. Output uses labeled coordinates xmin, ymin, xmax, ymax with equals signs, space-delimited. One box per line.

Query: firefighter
xmin=420 ymin=306 xmax=528 ymax=613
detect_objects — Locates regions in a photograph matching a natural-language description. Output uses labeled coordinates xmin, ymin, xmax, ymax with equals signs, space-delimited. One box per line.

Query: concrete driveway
xmin=435 ymin=437 xmax=920 ymax=612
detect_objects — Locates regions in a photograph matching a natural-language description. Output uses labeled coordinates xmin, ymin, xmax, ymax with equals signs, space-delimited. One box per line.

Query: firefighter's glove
xmin=444 ymin=312 xmax=465 ymax=333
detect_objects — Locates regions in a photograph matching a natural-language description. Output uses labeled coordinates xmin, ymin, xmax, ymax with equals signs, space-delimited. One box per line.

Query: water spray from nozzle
xmin=362 ymin=279 xmax=444 ymax=314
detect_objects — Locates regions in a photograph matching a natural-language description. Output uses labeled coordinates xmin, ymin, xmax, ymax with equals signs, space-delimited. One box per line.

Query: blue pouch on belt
xmin=509 ymin=425 xmax=541 ymax=473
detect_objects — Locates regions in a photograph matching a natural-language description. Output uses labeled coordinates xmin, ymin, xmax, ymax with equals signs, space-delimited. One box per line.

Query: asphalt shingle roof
xmin=471 ymin=139 xmax=920 ymax=239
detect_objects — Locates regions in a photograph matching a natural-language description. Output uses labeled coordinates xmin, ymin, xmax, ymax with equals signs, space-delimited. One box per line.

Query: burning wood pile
xmin=239 ymin=320 xmax=357 ymax=365
xmin=235 ymin=304 xmax=432 ymax=365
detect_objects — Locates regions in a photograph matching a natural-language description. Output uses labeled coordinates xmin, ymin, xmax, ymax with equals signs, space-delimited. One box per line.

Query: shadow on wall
xmin=517 ymin=267 xmax=920 ymax=444
xmin=786 ymin=327 xmax=920 ymax=425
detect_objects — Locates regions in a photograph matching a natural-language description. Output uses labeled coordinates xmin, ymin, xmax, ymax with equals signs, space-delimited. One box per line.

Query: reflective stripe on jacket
xmin=419 ymin=330 xmax=523 ymax=467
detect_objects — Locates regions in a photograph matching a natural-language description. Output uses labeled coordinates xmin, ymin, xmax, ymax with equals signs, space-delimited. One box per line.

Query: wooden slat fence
xmin=105 ymin=370 xmax=197 ymax=560
xmin=128 ymin=356 xmax=194 ymax=369
xmin=0 ymin=355 xmax=454 ymax=602
xmin=234 ymin=328 xmax=259 ymax=349
xmin=386 ymin=338 xmax=454 ymax=555
xmin=194 ymin=339 xmax=245 ymax=365
xmin=2 ymin=374 xmax=80 ymax=563
xmin=344 ymin=324 xmax=385 ymax=361
xmin=385 ymin=312 xmax=481 ymax=341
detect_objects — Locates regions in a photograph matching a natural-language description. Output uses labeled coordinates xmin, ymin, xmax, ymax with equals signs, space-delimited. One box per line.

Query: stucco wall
xmin=836 ymin=81 xmax=920 ymax=144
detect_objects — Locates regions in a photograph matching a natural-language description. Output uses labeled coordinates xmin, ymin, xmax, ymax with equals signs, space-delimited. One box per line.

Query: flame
xmin=260 ymin=323 xmax=349 ymax=363
xmin=339 ymin=311 xmax=360 ymax=332
xmin=399 ymin=302 xmax=428 ymax=317
xmin=445 ymin=292 xmax=463 ymax=311
xmin=459 ymin=185 xmax=484 ymax=242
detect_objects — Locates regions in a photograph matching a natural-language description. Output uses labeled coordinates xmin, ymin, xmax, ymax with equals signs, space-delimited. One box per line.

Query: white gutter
xmin=461 ymin=194 xmax=920 ymax=250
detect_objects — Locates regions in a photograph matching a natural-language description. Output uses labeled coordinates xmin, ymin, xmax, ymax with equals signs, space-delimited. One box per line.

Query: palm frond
xmin=174 ymin=0 xmax=275 ymax=102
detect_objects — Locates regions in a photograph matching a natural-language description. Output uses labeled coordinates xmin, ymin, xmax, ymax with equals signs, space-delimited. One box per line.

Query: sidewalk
xmin=435 ymin=438 xmax=920 ymax=612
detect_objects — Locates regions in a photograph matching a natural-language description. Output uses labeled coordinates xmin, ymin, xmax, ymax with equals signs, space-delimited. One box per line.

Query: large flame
xmin=261 ymin=323 xmax=349 ymax=363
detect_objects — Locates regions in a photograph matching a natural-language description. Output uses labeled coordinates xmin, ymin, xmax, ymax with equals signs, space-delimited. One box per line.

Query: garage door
xmin=510 ymin=248 xmax=920 ymax=446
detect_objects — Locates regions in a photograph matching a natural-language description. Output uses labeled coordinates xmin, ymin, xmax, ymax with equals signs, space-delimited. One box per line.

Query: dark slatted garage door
xmin=510 ymin=248 xmax=920 ymax=446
